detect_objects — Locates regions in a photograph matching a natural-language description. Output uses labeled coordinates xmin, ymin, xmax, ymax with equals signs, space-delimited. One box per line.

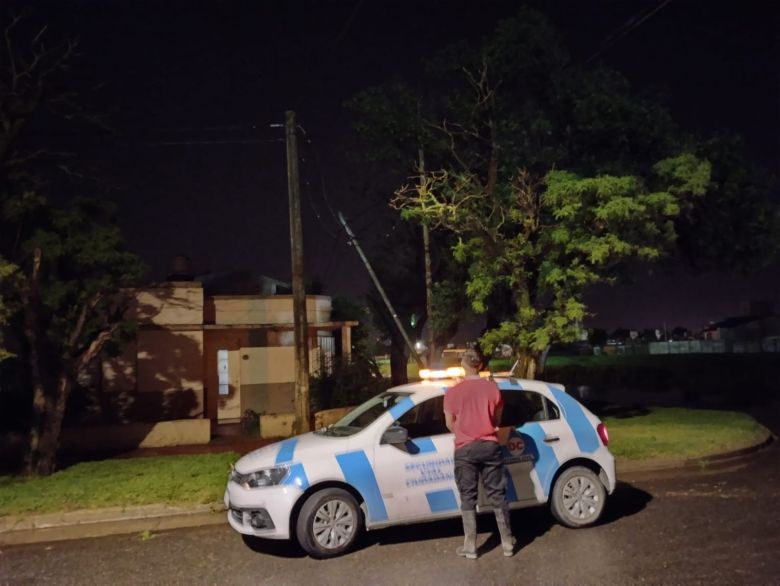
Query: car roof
xmin=391 ymin=376 xmax=560 ymax=396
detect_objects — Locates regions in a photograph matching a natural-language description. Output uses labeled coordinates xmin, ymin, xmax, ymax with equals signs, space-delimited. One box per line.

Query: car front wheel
xmin=550 ymin=465 xmax=606 ymax=528
xmin=295 ymin=488 xmax=363 ymax=559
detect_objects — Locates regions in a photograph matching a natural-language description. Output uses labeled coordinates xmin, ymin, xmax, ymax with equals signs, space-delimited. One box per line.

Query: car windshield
xmin=316 ymin=391 xmax=411 ymax=437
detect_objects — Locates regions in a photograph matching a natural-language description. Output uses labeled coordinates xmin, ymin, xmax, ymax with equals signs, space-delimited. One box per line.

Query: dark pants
xmin=454 ymin=440 xmax=507 ymax=511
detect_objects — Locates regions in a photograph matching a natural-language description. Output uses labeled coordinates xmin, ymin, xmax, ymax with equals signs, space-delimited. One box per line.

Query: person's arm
xmin=492 ymin=385 xmax=503 ymax=429
xmin=445 ymin=411 xmax=456 ymax=433
xmin=492 ymin=404 xmax=503 ymax=429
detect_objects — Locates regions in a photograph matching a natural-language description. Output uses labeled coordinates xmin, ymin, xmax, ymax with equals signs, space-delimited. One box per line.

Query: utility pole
xmin=286 ymin=111 xmax=311 ymax=434
xmin=419 ymin=147 xmax=435 ymax=367
xmin=338 ymin=212 xmax=425 ymax=370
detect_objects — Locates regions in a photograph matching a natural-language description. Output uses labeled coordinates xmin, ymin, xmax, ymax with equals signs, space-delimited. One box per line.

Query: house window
xmin=218 ymin=350 xmax=229 ymax=396
xmin=317 ymin=334 xmax=335 ymax=375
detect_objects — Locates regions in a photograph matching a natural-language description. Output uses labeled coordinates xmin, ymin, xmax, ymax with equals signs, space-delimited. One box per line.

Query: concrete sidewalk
xmin=1 ymin=429 xmax=773 ymax=548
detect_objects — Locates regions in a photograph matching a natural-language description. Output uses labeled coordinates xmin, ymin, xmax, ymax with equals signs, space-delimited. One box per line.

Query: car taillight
xmin=597 ymin=422 xmax=609 ymax=447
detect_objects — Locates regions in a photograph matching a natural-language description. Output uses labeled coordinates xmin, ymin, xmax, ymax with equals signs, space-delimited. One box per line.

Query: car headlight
xmin=230 ymin=466 xmax=289 ymax=488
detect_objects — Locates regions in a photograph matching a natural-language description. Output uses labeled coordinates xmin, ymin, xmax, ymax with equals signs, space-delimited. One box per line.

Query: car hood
xmin=234 ymin=431 xmax=349 ymax=473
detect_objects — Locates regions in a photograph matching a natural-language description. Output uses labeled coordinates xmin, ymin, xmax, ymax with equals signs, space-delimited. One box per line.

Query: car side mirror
xmin=381 ymin=425 xmax=409 ymax=445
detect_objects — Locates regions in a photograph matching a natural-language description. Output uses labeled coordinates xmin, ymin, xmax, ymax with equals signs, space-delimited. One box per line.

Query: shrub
xmin=311 ymin=359 xmax=391 ymax=412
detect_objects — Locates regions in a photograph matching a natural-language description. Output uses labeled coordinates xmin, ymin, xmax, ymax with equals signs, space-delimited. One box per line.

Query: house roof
xmin=195 ymin=270 xmax=291 ymax=296
xmin=702 ymin=314 xmax=774 ymax=332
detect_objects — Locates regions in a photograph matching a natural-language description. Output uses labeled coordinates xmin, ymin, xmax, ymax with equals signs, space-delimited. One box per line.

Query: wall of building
xmin=211 ymin=295 xmax=331 ymax=325
xmin=239 ymin=347 xmax=296 ymax=415
xmin=100 ymin=285 xmax=341 ymax=426
xmin=101 ymin=284 xmax=205 ymax=422
xmin=132 ymin=283 xmax=204 ymax=325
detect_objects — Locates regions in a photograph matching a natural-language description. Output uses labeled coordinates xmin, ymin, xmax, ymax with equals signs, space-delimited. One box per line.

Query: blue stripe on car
xmin=336 ymin=451 xmax=389 ymax=522
xmin=411 ymin=437 xmax=437 ymax=454
xmin=275 ymin=438 xmax=298 ymax=464
xmin=548 ymin=385 xmax=600 ymax=454
xmin=520 ymin=422 xmax=559 ymax=497
xmin=388 ymin=396 xmax=415 ymax=421
xmin=283 ymin=463 xmax=309 ymax=490
xmin=497 ymin=380 xmax=524 ymax=391
xmin=425 ymin=489 xmax=459 ymax=513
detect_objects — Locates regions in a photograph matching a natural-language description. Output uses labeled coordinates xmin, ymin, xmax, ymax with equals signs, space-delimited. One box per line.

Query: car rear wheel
xmin=296 ymin=488 xmax=363 ymax=559
xmin=550 ymin=466 xmax=606 ymax=528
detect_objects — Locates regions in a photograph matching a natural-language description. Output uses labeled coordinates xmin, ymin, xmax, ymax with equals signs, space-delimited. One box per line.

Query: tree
xmin=0 ymin=12 xmax=144 ymax=474
xmin=588 ymin=328 xmax=607 ymax=348
xmin=674 ymin=135 xmax=779 ymax=272
xmin=0 ymin=257 xmax=17 ymax=361
xmin=390 ymin=10 xmax=715 ymax=378
xmin=347 ymin=81 xmax=470 ymax=369
xmin=395 ymin=156 xmax=709 ymax=377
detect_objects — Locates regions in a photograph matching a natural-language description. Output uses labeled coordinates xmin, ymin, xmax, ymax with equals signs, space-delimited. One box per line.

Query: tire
xmin=550 ymin=465 xmax=606 ymax=528
xmin=295 ymin=488 xmax=363 ymax=559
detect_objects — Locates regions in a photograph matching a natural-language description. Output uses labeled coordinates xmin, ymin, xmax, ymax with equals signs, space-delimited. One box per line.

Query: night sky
xmin=15 ymin=0 xmax=780 ymax=332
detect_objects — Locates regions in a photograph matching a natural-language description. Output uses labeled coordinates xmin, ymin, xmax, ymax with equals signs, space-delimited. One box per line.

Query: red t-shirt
xmin=443 ymin=377 xmax=502 ymax=448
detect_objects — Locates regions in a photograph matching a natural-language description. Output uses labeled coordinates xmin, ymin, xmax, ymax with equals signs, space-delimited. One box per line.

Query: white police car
xmin=225 ymin=372 xmax=616 ymax=558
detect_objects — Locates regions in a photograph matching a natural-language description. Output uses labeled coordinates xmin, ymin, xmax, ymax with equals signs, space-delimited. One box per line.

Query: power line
xmin=585 ymin=0 xmax=673 ymax=65
xmin=150 ymin=138 xmax=284 ymax=146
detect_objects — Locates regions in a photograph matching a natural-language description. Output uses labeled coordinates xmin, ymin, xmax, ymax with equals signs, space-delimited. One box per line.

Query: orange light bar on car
xmin=418 ymin=367 xmax=466 ymax=380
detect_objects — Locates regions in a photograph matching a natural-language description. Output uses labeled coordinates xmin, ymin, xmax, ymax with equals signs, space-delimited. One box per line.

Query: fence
xmin=647 ymin=338 xmax=779 ymax=354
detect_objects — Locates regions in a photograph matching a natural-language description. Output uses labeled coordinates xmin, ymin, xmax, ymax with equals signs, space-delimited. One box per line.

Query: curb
xmin=617 ymin=430 xmax=775 ymax=480
xmin=1 ymin=431 xmax=774 ymax=547
xmin=0 ymin=503 xmax=227 ymax=547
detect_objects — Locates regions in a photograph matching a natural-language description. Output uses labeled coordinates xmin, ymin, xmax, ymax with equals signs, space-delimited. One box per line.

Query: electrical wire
xmin=150 ymin=138 xmax=284 ymax=146
xmin=585 ymin=0 xmax=673 ymax=65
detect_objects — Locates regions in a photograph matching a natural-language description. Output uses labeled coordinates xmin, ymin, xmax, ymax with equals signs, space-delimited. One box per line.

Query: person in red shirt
xmin=443 ymin=348 xmax=515 ymax=559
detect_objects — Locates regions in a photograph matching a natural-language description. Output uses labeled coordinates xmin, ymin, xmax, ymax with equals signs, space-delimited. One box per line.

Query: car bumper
xmin=601 ymin=452 xmax=617 ymax=494
xmin=224 ymin=481 xmax=303 ymax=540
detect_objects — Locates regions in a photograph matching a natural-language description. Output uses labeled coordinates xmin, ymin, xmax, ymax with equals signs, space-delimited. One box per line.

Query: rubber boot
xmin=456 ymin=510 xmax=478 ymax=559
xmin=494 ymin=506 xmax=516 ymax=557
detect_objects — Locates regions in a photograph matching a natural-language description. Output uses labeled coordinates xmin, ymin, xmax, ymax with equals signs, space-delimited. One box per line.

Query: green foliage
xmin=0 ymin=256 xmax=18 ymax=361
xmin=0 ymin=14 xmax=146 ymax=471
xmin=17 ymin=197 xmax=145 ymax=357
xmin=674 ymin=135 xmax=779 ymax=271
xmin=310 ymin=359 xmax=391 ymax=413
xmin=398 ymin=159 xmax=709 ymax=366
xmin=330 ymin=296 xmax=381 ymax=360
xmin=385 ymin=10 xmax=723 ymax=374
xmin=352 ymin=8 xmax=775 ymax=378
xmin=345 ymin=81 xmax=434 ymax=165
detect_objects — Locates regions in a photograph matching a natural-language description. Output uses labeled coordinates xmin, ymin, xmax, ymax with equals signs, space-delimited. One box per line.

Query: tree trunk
xmin=513 ymin=350 xmax=542 ymax=380
xmin=28 ymin=373 xmax=71 ymax=475
xmin=390 ymin=339 xmax=410 ymax=386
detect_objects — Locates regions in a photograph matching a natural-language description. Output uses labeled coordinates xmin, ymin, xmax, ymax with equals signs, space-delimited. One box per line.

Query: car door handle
xmin=543 ymin=435 xmax=560 ymax=443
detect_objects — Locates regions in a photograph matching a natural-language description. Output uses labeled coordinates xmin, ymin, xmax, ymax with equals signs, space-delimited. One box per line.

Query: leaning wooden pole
xmin=338 ymin=212 xmax=425 ymax=370
xmin=286 ymin=111 xmax=311 ymax=434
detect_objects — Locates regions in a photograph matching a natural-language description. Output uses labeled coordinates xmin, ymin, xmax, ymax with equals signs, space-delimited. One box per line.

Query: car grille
xmin=230 ymin=507 xmax=275 ymax=531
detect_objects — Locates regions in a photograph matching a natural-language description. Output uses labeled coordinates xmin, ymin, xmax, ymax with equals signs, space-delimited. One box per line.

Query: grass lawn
xmin=0 ymin=452 xmax=239 ymax=517
xmin=0 ymin=408 xmax=769 ymax=517
xmin=604 ymin=407 xmax=768 ymax=460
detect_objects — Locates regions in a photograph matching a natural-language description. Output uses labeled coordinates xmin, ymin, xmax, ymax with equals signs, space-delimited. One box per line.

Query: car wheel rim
xmin=312 ymin=498 xmax=355 ymax=549
xmin=561 ymin=475 xmax=601 ymax=520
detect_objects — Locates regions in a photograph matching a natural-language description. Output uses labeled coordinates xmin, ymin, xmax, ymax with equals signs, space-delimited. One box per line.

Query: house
xmin=701 ymin=301 xmax=780 ymax=353
xmin=95 ymin=278 xmax=356 ymax=445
